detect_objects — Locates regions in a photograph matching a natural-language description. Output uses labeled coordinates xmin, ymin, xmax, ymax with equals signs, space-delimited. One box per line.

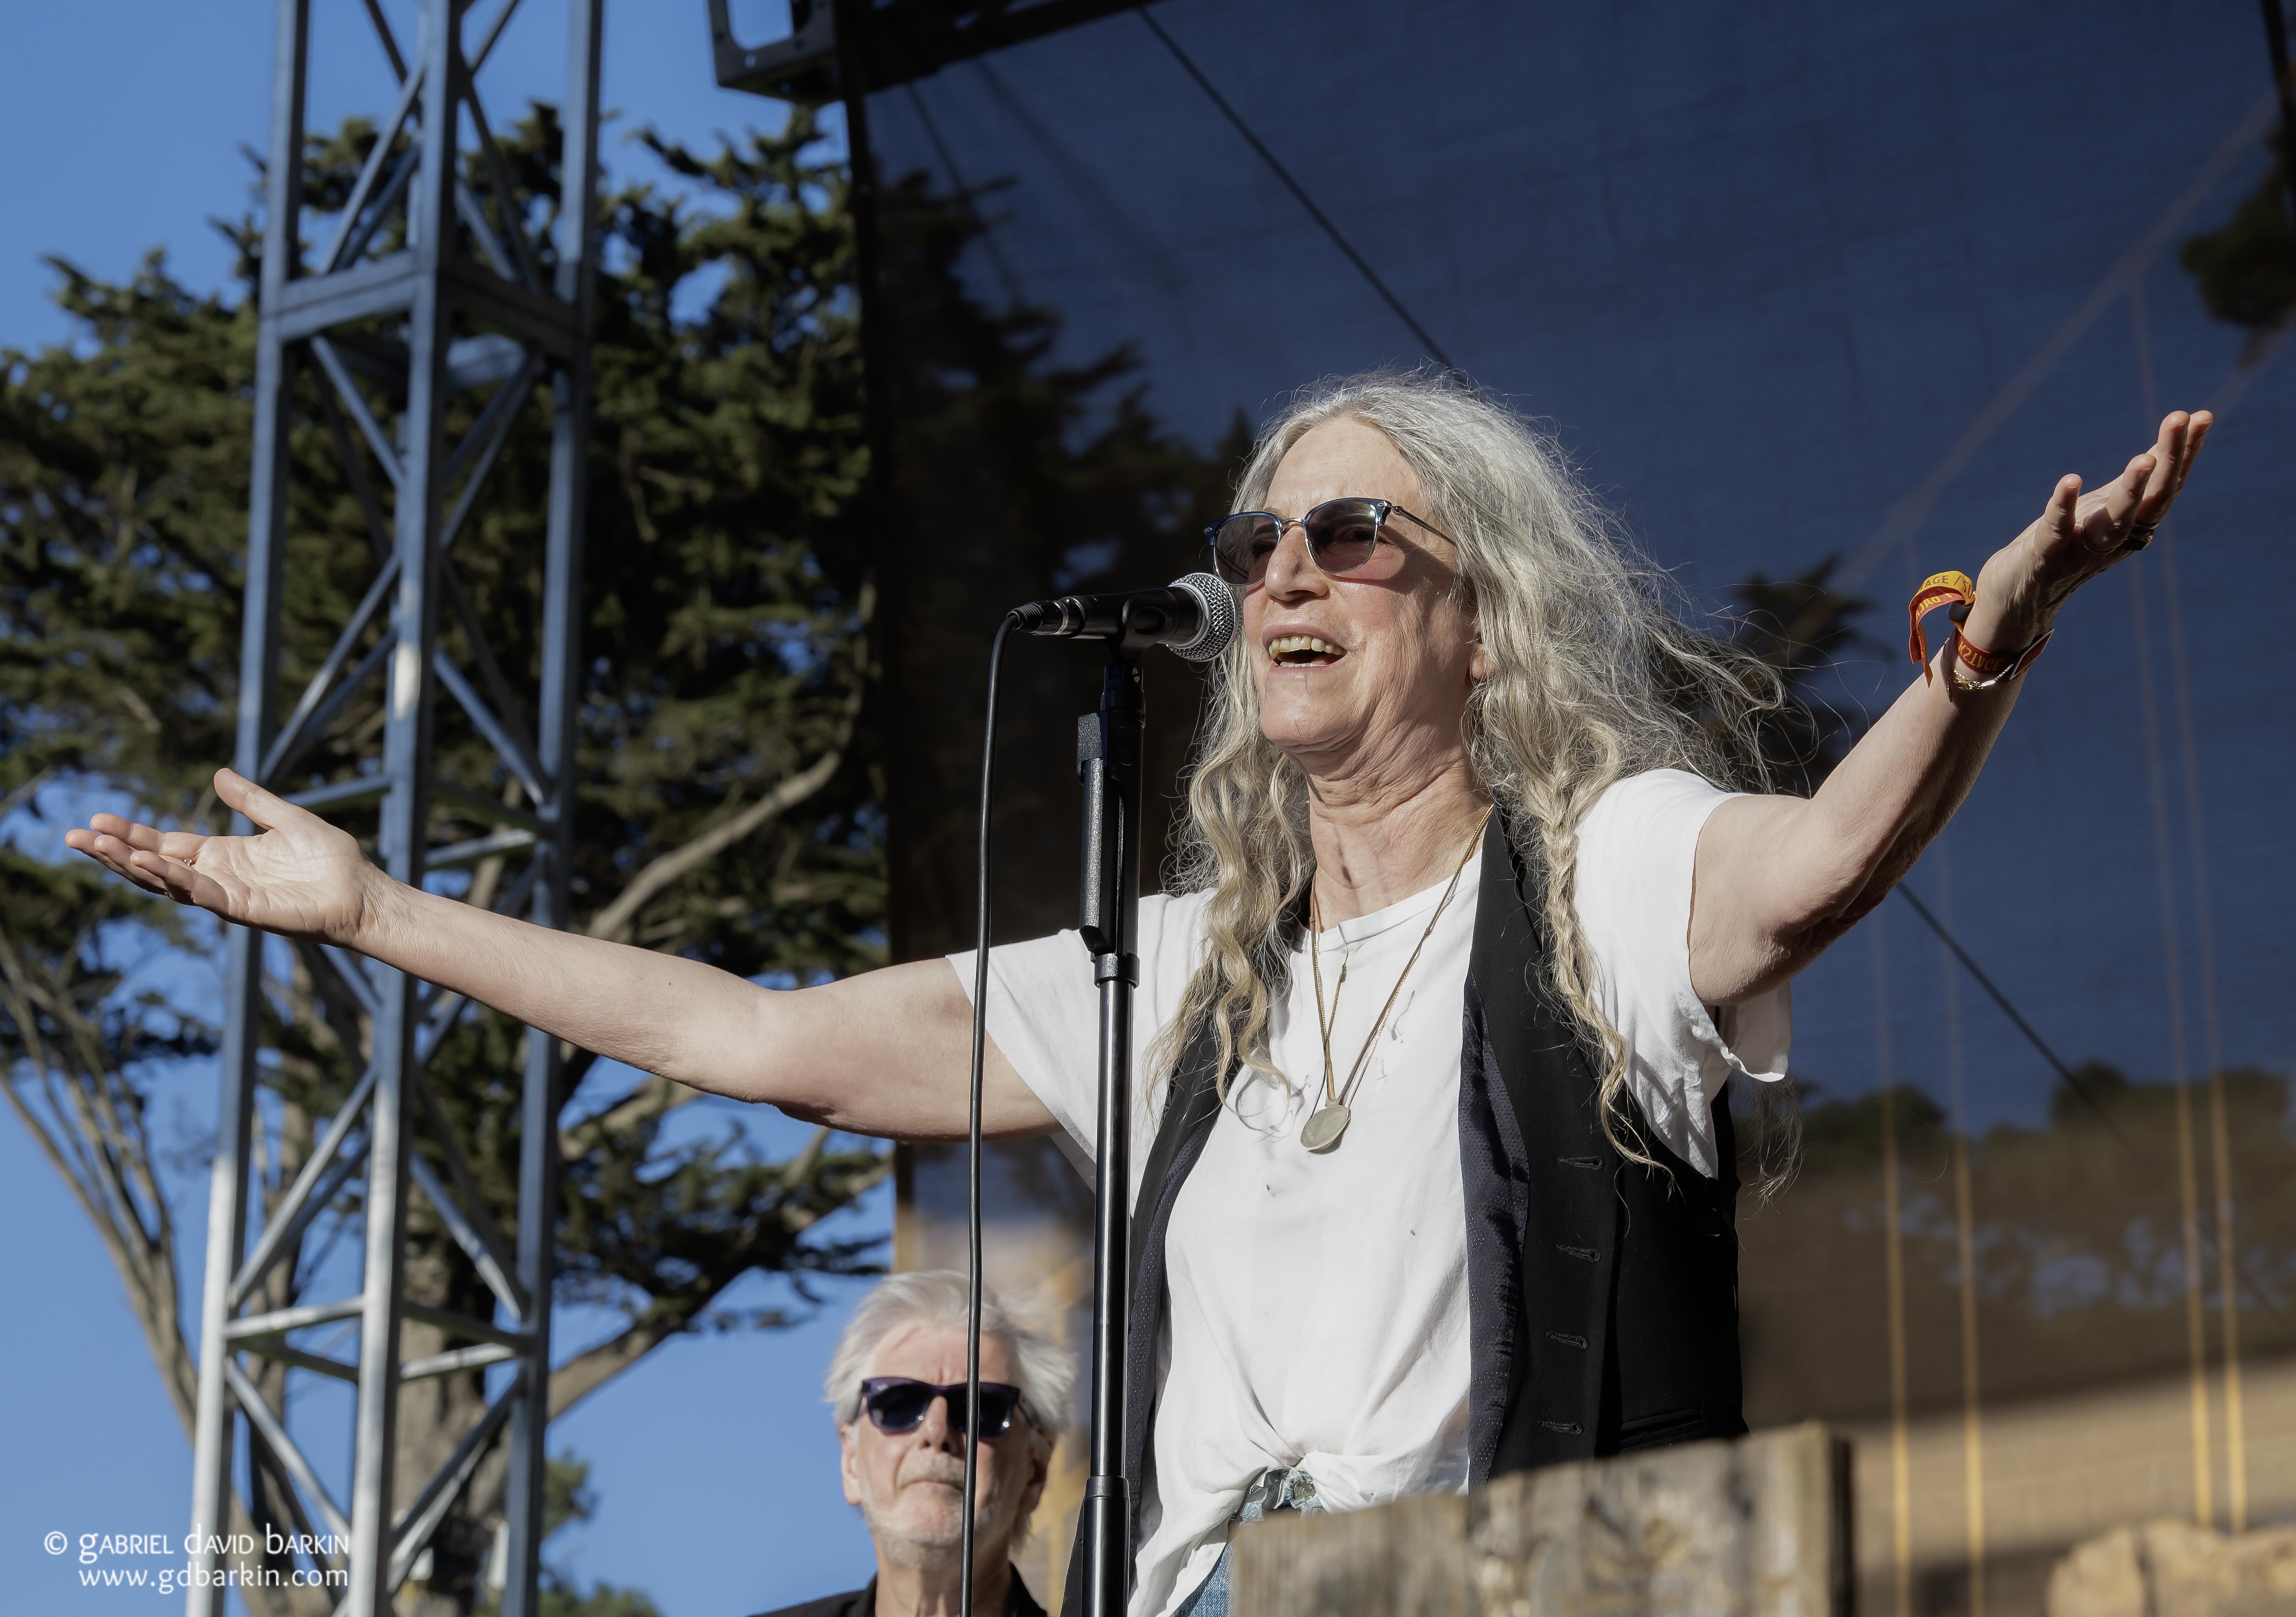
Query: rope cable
xmin=1870 ymin=918 xmax=1915 ymax=1617
xmin=2156 ymin=487 xmax=2249 ymax=1532
xmin=1891 ymin=884 xmax=2129 ymax=1142
xmin=1931 ymin=857 xmax=1990 ymax=1617
xmin=960 ymin=616 xmax=1017 ymax=1617
xmin=901 ymin=79 xmax=1030 ymax=310
xmin=1134 ymin=5 xmax=1458 ymax=371
xmin=2130 ymin=280 xmax=2221 ymax=1526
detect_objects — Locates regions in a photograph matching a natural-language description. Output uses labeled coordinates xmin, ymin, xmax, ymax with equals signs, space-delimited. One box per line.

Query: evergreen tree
xmin=0 ymin=108 xmax=889 ymax=1615
xmin=2182 ymin=123 xmax=2295 ymax=350
xmin=1725 ymin=556 xmax=1873 ymax=794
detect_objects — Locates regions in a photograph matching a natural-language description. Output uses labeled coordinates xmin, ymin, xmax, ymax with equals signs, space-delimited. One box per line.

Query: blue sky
xmin=0 ymin=4 xmax=889 ymax=1615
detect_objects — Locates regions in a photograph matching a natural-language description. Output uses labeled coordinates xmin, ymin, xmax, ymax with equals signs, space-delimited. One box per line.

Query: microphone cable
xmin=959 ymin=614 xmax=1016 ymax=1617
xmin=954 ymin=579 xmax=1226 ymax=1614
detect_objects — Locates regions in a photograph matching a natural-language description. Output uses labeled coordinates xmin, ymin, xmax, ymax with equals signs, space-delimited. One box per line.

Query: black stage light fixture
xmin=707 ymin=0 xmax=841 ymax=102
xmin=710 ymin=0 xmax=1151 ymax=100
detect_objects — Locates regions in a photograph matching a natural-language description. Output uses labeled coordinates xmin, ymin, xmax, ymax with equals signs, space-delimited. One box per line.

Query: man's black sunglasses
xmin=858 ymin=1377 xmax=1026 ymax=1438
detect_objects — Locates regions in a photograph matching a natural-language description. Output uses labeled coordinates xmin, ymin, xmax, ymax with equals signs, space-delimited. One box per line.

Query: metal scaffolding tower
xmin=187 ymin=2 xmax=600 ymax=1613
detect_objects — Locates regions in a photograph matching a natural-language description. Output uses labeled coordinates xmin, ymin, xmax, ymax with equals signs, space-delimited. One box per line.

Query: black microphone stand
xmin=984 ymin=581 xmax=1225 ymax=1617
xmin=1075 ymin=649 xmax=1142 ymax=1617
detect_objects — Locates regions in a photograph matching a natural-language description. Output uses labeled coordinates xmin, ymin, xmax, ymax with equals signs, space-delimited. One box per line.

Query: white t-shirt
xmin=949 ymin=769 xmax=1790 ymax=1617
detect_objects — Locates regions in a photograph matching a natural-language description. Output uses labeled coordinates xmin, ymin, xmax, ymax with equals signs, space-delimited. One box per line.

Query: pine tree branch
xmin=557 ymin=1073 xmax=701 ymax=1162
xmin=0 ymin=941 xmax=200 ymax=1433
xmin=586 ymin=746 xmax=848 ymax=945
xmin=547 ymin=1129 xmax=885 ymax=1418
xmin=584 ymin=580 xmax=875 ymax=947
xmin=0 ymin=767 xmax=57 ymax=823
xmin=546 ymin=1318 xmax=671 ymax=1421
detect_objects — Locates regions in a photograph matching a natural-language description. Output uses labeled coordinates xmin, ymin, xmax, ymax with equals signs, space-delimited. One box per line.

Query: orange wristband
xmin=1908 ymin=571 xmax=2051 ymax=690
xmin=1907 ymin=572 xmax=1975 ymax=684
xmin=1952 ymin=628 xmax=2017 ymax=679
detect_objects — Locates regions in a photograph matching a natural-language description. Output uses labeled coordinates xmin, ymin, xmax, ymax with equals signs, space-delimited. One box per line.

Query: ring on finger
xmin=2119 ymin=521 xmax=2159 ymax=554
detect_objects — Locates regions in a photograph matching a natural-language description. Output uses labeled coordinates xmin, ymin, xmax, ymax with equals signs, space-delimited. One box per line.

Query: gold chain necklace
xmin=1302 ymin=825 xmax=1483 ymax=1153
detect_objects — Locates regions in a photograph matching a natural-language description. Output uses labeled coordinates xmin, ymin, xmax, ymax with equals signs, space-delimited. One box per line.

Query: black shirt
xmin=748 ymin=1567 xmax=1046 ymax=1617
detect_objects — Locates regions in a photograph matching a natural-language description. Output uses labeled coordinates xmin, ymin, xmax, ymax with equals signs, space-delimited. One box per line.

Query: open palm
xmin=1971 ymin=409 xmax=2212 ymax=648
xmin=66 ymin=768 xmax=376 ymax=946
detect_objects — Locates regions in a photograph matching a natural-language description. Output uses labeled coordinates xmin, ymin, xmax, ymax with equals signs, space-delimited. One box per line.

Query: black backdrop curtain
xmin=839 ymin=4 xmax=2296 ymax=1611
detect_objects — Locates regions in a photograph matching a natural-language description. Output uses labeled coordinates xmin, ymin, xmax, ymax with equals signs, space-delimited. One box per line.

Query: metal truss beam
xmin=185 ymin=2 xmax=601 ymax=1614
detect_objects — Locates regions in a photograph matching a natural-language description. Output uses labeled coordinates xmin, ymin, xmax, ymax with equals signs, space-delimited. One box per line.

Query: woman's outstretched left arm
xmin=1688 ymin=408 xmax=2213 ymax=1005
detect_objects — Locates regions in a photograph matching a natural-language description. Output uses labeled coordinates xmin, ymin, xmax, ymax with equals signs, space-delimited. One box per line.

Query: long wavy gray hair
xmin=1157 ymin=370 xmax=1785 ymax=1164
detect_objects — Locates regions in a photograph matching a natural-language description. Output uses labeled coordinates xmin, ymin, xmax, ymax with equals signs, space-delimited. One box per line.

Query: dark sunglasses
xmin=858 ymin=1377 xmax=1026 ymax=1438
xmin=1203 ymin=497 xmax=1456 ymax=589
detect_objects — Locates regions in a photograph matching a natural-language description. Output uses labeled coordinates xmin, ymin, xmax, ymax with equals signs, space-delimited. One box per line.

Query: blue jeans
xmin=1172 ymin=1467 xmax=1323 ymax=1617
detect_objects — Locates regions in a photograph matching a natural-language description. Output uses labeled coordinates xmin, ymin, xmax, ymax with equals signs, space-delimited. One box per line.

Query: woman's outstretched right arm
xmin=66 ymin=768 xmax=1055 ymax=1143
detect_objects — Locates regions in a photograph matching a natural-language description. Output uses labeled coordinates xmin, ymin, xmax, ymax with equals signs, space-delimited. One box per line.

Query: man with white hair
xmin=751 ymin=1270 xmax=1074 ymax=1617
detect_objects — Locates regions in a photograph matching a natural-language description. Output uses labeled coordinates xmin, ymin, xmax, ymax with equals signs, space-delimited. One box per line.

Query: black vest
xmin=1066 ymin=815 xmax=1745 ymax=1605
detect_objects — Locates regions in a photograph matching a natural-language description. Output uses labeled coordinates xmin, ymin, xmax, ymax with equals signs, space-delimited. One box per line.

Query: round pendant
xmin=1301 ymin=1103 xmax=1351 ymax=1153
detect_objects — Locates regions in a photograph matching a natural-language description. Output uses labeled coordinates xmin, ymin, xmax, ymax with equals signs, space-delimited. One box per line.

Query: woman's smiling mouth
xmin=1267 ymin=633 xmax=1344 ymax=667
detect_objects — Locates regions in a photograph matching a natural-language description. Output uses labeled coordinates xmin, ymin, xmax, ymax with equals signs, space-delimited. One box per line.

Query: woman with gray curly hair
xmin=72 ymin=372 xmax=2211 ymax=1617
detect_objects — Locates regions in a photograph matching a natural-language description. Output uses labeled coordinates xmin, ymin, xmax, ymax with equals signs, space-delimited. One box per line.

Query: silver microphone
xmin=1008 ymin=570 xmax=1237 ymax=662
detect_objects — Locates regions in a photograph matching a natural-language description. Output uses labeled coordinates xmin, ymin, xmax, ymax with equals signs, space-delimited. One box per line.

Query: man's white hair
xmin=823 ymin=1270 xmax=1075 ymax=1438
